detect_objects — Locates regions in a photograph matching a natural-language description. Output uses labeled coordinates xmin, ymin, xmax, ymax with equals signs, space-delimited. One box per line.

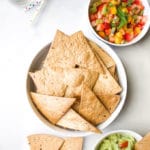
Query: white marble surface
xmin=0 ymin=0 xmax=150 ymax=149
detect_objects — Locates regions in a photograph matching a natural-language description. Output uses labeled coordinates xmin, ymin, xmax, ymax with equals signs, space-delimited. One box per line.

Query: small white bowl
xmin=26 ymin=39 xmax=127 ymax=137
xmin=94 ymin=130 xmax=142 ymax=150
xmin=88 ymin=0 xmax=150 ymax=46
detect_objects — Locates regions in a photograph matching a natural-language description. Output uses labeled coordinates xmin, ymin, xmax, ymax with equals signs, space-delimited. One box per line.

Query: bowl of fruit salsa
xmin=88 ymin=0 xmax=150 ymax=46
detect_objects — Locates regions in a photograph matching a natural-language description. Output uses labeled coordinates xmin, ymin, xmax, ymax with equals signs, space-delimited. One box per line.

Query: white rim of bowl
xmin=88 ymin=0 xmax=150 ymax=46
xmin=94 ymin=130 xmax=143 ymax=150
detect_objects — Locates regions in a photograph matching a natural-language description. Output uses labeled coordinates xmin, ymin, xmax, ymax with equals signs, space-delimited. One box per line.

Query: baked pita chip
xmin=29 ymin=67 xmax=67 ymax=97
xmin=135 ymin=133 xmax=150 ymax=150
xmin=60 ymin=137 xmax=83 ymax=150
xmin=44 ymin=30 xmax=104 ymax=73
xmin=79 ymin=84 xmax=110 ymax=125
xmin=57 ymin=109 xmax=101 ymax=133
xmin=88 ymin=39 xmax=115 ymax=68
xmin=100 ymin=95 xmax=120 ymax=113
xmin=28 ymin=134 xmax=64 ymax=150
xmin=30 ymin=92 xmax=76 ymax=124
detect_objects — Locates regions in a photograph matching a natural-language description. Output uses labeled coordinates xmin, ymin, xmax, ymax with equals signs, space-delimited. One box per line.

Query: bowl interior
xmin=88 ymin=0 xmax=150 ymax=46
xmin=94 ymin=130 xmax=143 ymax=150
xmin=26 ymin=40 xmax=127 ymax=137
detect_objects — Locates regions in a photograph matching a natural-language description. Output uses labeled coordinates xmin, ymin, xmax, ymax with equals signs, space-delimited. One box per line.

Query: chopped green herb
xmin=96 ymin=19 xmax=103 ymax=25
xmin=90 ymin=6 xmax=97 ymax=14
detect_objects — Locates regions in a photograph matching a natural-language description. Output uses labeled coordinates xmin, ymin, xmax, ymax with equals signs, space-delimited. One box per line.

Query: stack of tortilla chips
xmin=28 ymin=134 xmax=83 ymax=150
xmin=29 ymin=30 xmax=122 ymax=133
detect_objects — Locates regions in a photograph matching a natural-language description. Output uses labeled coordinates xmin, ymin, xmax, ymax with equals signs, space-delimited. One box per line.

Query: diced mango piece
xmin=116 ymin=31 xmax=123 ymax=39
xmin=114 ymin=35 xmax=122 ymax=44
xmin=121 ymin=8 xmax=128 ymax=13
xmin=134 ymin=27 xmax=141 ymax=35
xmin=110 ymin=6 xmax=117 ymax=14
xmin=98 ymin=31 xmax=106 ymax=38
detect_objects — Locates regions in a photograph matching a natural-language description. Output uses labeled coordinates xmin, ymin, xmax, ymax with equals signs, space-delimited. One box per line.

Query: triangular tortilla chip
xmin=114 ymin=69 xmax=119 ymax=82
xmin=44 ymin=30 xmax=104 ymax=74
xmin=28 ymin=134 xmax=64 ymax=150
xmin=60 ymin=137 xmax=83 ymax=150
xmin=135 ymin=133 xmax=150 ymax=150
xmin=108 ymin=65 xmax=116 ymax=78
xmin=44 ymin=30 xmax=70 ymax=68
xmin=29 ymin=67 xmax=67 ymax=97
xmin=72 ymin=99 xmax=80 ymax=112
xmin=93 ymin=52 xmax=122 ymax=96
xmin=100 ymin=95 xmax=120 ymax=113
xmin=30 ymin=92 xmax=76 ymax=124
xmin=64 ymin=68 xmax=99 ymax=98
xmin=88 ymin=39 xmax=115 ymax=68
xmin=57 ymin=109 xmax=101 ymax=133
xmin=79 ymin=84 xmax=110 ymax=125
xmin=89 ymin=43 xmax=122 ymax=95
xmin=30 ymin=67 xmax=98 ymax=98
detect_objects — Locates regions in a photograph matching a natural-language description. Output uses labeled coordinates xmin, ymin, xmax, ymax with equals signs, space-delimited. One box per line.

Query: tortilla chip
xmin=108 ymin=65 xmax=116 ymax=78
xmin=30 ymin=92 xmax=76 ymax=124
xmin=29 ymin=67 xmax=67 ymax=97
xmin=28 ymin=134 xmax=64 ymax=150
xmin=44 ymin=30 xmax=104 ymax=73
xmin=93 ymin=54 xmax=122 ymax=95
xmin=79 ymin=84 xmax=110 ymax=125
xmin=100 ymin=95 xmax=121 ymax=113
xmin=64 ymin=68 xmax=99 ymax=98
xmin=60 ymin=137 xmax=83 ymax=150
xmin=88 ymin=39 xmax=115 ymax=68
xmin=57 ymin=109 xmax=101 ymax=133
xmin=135 ymin=133 xmax=150 ymax=150
xmin=72 ymin=99 xmax=80 ymax=112
xmin=44 ymin=30 xmax=70 ymax=68
xmin=114 ymin=69 xmax=119 ymax=82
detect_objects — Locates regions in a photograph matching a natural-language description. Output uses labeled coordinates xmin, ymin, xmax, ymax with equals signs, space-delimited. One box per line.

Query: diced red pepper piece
xmin=96 ymin=23 xmax=105 ymax=31
xmin=119 ymin=141 xmax=128 ymax=148
xmin=139 ymin=16 xmax=147 ymax=26
xmin=124 ymin=33 xmax=134 ymax=42
xmin=90 ymin=13 xmax=97 ymax=21
xmin=105 ymin=28 xmax=111 ymax=36
xmin=103 ymin=22 xmax=110 ymax=30
xmin=97 ymin=3 xmax=106 ymax=12
xmin=133 ymin=0 xmax=141 ymax=5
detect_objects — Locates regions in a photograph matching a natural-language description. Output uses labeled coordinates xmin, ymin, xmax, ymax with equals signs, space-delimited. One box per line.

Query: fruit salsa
xmin=89 ymin=0 xmax=146 ymax=44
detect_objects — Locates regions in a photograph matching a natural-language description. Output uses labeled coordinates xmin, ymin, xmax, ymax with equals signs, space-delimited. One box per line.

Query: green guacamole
xmin=96 ymin=133 xmax=136 ymax=150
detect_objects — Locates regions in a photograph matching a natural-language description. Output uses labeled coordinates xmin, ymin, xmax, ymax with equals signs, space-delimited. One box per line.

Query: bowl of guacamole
xmin=94 ymin=130 xmax=142 ymax=150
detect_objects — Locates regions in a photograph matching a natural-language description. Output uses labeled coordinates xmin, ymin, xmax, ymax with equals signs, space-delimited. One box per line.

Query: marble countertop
xmin=0 ymin=0 xmax=150 ymax=149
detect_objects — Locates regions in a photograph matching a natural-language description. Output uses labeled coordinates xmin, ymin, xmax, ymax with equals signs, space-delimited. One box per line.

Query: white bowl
xmin=26 ymin=40 xmax=127 ymax=137
xmin=88 ymin=0 xmax=150 ymax=46
xmin=94 ymin=130 xmax=143 ymax=150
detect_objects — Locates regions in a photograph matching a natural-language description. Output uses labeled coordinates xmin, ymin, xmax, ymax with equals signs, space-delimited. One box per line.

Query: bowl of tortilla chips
xmin=26 ymin=30 xmax=127 ymax=137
